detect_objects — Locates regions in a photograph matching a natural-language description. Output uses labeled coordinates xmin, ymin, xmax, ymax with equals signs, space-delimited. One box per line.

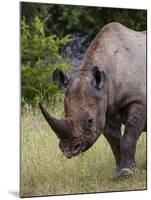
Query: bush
xmin=21 ymin=16 xmax=71 ymax=105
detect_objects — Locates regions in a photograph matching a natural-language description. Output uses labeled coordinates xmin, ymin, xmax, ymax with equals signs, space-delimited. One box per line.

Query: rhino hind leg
xmin=119 ymin=103 xmax=146 ymax=176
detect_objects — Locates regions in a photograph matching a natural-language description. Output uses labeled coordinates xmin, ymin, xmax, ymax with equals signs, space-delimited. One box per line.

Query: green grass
xmin=20 ymin=104 xmax=147 ymax=197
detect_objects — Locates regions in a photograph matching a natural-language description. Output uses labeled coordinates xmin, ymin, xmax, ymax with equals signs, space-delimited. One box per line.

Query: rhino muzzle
xmin=39 ymin=103 xmax=71 ymax=140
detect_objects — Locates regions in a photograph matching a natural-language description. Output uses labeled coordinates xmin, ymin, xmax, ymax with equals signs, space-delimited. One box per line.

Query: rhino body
xmin=40 ymin=22 xmax=146 ymax=177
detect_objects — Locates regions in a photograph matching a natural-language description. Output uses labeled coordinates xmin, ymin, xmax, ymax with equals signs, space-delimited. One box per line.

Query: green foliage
xmin=21 ymin=16 xmax=71 ymax=105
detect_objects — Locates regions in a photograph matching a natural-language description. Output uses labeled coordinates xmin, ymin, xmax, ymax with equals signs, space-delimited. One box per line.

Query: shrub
xmin=21 ymin=16 xmax=71 ymax=105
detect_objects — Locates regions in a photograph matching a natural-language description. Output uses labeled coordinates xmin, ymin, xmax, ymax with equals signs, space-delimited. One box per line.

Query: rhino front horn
xmin=39 ymin=103 xmax=71 ymax=140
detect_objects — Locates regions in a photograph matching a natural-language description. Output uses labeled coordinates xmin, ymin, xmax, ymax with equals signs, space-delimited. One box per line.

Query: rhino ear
xmin=52 ymin=68 xmax=69 ymax=90
xmin=92 ymin=66 xmax=106 ymax=89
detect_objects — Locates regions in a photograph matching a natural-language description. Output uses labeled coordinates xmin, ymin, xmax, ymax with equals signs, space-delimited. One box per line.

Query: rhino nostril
xmin=88 ymin=118 xmax=93 ymax=123
xmin=87 ymin=118 xmax=94 ymax=127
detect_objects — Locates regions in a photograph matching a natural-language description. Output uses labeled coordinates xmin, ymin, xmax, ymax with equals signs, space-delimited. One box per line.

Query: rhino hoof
xmin=113 ymin=168 xmax=134 ymax=178
xmin=119 ymin=168 xmax=134 ymax=177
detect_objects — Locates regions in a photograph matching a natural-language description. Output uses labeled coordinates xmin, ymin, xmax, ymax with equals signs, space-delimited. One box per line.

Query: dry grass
xmin=20 ymin=104 xmax=147 ymax=197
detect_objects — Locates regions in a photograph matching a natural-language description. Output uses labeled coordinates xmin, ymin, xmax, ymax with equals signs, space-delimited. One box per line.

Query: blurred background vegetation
xmin=21 ymin=2 xmax=147 ymax=106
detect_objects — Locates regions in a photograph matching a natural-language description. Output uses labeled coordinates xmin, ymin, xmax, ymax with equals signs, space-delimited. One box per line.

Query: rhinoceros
xmin=39 ymin=22 xmax=146 ymax=177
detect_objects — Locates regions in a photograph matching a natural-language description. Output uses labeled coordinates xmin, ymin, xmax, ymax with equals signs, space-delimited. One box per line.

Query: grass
xmin=20 ymin=103 xmax=147 ymax=197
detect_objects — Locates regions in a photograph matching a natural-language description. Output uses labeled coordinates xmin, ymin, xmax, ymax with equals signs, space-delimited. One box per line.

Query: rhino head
xmin=39 ymin=66 xmax=107 ymax=158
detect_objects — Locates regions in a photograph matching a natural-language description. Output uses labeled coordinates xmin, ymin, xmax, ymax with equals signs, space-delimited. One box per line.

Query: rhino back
xmin=81 ymin=22 xmax=146 ymax=108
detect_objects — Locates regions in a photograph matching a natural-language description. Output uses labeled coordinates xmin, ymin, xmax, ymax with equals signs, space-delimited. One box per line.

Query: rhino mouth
xmin=62 ymin=141 xmax=93 ymax=159
xmin=63 ymin=151 xmax=81 ymax=159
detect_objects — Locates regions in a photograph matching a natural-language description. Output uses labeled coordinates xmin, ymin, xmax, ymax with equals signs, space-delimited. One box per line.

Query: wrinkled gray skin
xmin=40 ymin=22 xmax=146 ymax=177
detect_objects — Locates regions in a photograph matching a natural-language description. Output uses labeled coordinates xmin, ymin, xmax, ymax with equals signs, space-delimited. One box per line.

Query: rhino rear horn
xmin=39 ymin=103 xmax=71 ymax=140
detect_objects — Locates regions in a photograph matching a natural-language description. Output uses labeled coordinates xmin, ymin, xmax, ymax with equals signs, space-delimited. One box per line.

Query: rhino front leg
xmin=119 ymin=104 xmax=146 ymax=176
xmin=104 ymin=131 xmax=121 ymax=168
xmin=104 ymin=118 xmax=122 ymax=169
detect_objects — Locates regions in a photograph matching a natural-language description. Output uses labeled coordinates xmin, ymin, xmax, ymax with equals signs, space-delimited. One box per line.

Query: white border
xmin=0 ymin=0 xmax=150 ymax=199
